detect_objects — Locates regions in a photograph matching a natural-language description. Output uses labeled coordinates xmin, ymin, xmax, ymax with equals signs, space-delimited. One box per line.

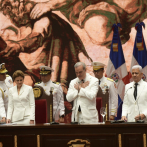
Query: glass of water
xmin=100 ymin=107 xmax=106 ymax=123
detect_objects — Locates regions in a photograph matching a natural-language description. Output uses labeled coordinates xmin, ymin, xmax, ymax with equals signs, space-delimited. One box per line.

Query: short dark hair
xmin=12 ymin=70 xmax=24 ymax=81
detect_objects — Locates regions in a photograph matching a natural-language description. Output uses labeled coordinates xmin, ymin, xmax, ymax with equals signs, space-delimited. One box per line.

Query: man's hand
xmin=7 ymin=119 xmax=11 ymax=123
xmin=30 ymin=2 xmax=52 ymax=19
xmin=30 ymin=120 xmax=34 ymax=124
xmin=59 ymin=117 xmax=64 ymax=123
xmin=0 ymin=117 xmax=6 ymax=123
xmin=135 ymin=114 xmax=146 ymax=121
xmin=110 ymin=115 xmax=115 ymax=120
xmin=121 ymin=116 xmax=127 ymax=121
xmin=0 ymin=41 xmax=21 ymax=57
xmin=74 ymin=83 xmax=80 ymax=90
xmin=81 ymin=81 xmax=89 ymax=88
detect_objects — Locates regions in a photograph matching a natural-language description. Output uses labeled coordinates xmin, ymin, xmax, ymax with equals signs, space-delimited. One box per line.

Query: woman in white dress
xmin=7 ymin=70 xmax=35 ymax=124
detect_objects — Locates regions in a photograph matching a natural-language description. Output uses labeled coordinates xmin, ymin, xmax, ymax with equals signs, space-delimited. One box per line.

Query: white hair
xmin=74 ymin=62 xmax=86 ymax=70
xmin=132 ymin=65 xmax=142 ymax=72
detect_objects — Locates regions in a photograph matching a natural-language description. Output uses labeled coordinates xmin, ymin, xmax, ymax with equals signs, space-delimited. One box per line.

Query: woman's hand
xmin=1 ymin=117 xmax=6 ymax=123
xmin=30 ymin=120 xmax=34 ymax=124
xmin=7 ymin=119 xmax=11 ymax=123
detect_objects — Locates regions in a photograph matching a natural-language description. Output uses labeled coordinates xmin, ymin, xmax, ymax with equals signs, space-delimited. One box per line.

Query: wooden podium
xmin=33 ymin=85 xmax=53 ymax=123
xmin=97 ymin=86 xmax=109 ymax=121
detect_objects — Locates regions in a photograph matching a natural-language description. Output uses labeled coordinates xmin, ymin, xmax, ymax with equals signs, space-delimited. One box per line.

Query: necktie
xmin=134 ymin=83 xmax=138 ymax=100
xmin=99 ymin=80 xmax=101 ymax=85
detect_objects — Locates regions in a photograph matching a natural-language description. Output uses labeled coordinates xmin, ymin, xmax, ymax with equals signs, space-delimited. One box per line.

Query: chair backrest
xmin=97 ymin=86 xmax=109 ymax=120
xmin=96 ymin=97 xmax=102 ymax=122
xmin=33 ymin=85 xmax=53 ymax=123
xmin=67 ymin=139 xmax=90 ymax=147
xmin=35 ymin=99 xmax=47 ymax=124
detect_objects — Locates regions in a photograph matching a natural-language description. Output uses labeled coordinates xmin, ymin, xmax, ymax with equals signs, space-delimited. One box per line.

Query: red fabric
xmin=35 ymin=100 xmax=47 ymax=124
xmin=96 ymin=97 xmax=102 ymax=122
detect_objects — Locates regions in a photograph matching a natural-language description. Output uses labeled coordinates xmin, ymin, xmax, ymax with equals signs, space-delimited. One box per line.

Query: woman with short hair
xmin=7 ymin=70 xmax=35 ymax=124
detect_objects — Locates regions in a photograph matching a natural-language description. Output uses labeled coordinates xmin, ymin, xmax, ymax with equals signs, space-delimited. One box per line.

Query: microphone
xmin=71 ymin=84 xmax=78 ymax=124
xmin=50 ymin=82 xmax=66 ymax=125
xmin=118 ymin=87 xmax=132 ymax=113
xmin=124 ymin=87 xmax=132 ymax=97
xmin=111 ymin=87 xmax=132 ymax=123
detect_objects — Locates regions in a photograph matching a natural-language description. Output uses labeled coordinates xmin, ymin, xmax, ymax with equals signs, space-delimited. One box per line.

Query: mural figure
xmin=30 ymin=0 xmax=147 ymax=47
xmin=0 ymin=0 xmax=91 ymax=86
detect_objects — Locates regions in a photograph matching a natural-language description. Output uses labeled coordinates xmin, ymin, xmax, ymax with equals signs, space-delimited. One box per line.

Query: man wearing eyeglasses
xmin=0 ymin=63 xmax=13 ymax=123
xmin=92 ymin=61 xmax=118 ymax=120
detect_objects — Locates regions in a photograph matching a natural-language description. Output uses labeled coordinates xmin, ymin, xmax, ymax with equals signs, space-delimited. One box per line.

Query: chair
xmin=96 ymin=97 xmax=102 ymax=122
xmin=35 ymin=99 xmax=47 ymax=123
xmin=67 ymin=139 xmax=90 ymax=147
xmin=33 ymin=85 xmax=53 ymax=123
xmin=96 ymin=86 xmax=109 ymax=121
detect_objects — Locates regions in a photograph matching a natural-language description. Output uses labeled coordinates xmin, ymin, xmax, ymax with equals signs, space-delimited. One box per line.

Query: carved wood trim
xmin=37 ymin=135 xmax=40 ymax=147
xmin=143 ymin=134 xmax=146 ymax=147
xmin=14 ymin=135 xmax=17 ymax=147
xmin=118 ymin=134 xmax=122 ymax=147
xmin=0 ymin=142 xmax=3 ymax=147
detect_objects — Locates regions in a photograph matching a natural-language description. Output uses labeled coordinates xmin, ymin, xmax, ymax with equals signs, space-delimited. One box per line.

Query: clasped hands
xmin=121 ymin=114 xmax=146 ymax=122
xmin=74 ymin=81 xmax=89 ymax=91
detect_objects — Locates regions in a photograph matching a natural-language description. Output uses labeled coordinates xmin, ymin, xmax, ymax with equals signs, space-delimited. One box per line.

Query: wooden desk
xmin=0 ymin=123 xmax=147 ymax=147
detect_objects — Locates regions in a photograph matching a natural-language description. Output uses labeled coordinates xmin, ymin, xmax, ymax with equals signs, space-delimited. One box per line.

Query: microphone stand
xmin=50 ymin=83 xmax=66 ymax=125
xmin=111 ymin=87 xmax=132 ymax=123
xmin=136 ymin=99 xmax=144 ymax=123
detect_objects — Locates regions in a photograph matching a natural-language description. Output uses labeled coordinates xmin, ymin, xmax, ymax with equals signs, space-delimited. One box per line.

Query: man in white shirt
xmin=0 ymin=63 xmax=13 ymax=122
xmin=36 ymin=66 xmax=65 ymax=123
xmin=121 ymin=65 xmax=147 ymax=122
xmin=66 ymin=62 xmax=99 ymax=124
xmin=92 ymin=61 xmax=118 ymax=120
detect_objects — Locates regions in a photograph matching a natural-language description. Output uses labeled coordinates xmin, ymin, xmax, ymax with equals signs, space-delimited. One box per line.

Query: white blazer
xmin=99 ymin=76 xmax=118 ymax=116
xmin=0 ymin=75 xmax=13 ymax=120
xmin=66 ymin=73 xmax=99 ymax=123
xmin=122 ymin=79 xmax=147 ymax=122
xmin=7 ymin=84 xmax=35 ymax=122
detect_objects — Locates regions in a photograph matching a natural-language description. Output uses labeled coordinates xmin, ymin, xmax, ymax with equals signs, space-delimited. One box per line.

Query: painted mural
xmin=0 ymin=0 xmax=147 ymax=122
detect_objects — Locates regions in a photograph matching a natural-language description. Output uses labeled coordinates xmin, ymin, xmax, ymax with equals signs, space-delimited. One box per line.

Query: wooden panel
xmin=17 ymin=134 xmax=37 ymax=147
xmin=0 ymin=135 xmax=13 ymax=147
xmin=41 ymin=134 xmax=117 ymax=147
xmin=122 ymin=133 xmax=143 ymax=147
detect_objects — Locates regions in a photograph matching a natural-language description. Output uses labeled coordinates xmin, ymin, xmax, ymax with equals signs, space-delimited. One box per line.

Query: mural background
xmin=0 ymin=0 xmax=147 ymax=122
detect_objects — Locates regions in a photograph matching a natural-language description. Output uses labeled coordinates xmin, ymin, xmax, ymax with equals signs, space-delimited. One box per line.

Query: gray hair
xmin=132 ymin=65 xmax=142 ymax=72
xmin=74 ymin=62 xmax=86 ymax=70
